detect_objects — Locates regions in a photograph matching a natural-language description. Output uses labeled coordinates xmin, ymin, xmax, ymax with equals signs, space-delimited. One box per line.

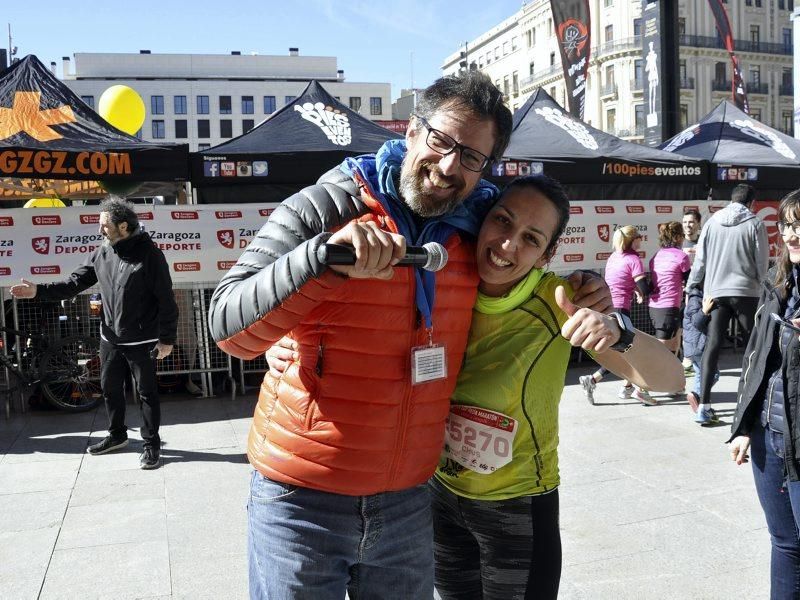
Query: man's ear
xmin=405 ymin=115 xmax=418 ymax=143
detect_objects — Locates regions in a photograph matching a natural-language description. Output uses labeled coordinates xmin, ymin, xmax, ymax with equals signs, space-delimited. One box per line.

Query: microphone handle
xmin=318 ymin=243 xmax=429 ymax=266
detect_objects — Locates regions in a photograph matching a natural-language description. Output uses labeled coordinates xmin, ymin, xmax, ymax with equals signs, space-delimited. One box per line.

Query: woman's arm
xmin=556 ymin=286 xmax=683 ymax=393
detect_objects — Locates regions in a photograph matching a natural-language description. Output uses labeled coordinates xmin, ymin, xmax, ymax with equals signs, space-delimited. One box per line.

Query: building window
xmin=550 ymin=51 xmax=556 ymax=66
xmin=679 ymin=59 xmax=687 ymax=83
xmin=678 ymin=17 xmax=686 ymax=35
xmin=174 ymin=95 xmax=187 ymax=115
xmin=502 ymin=41 xmax=510 ymax=55
xmin=220 ymin=119 xmax=232 ymax=138
xmin=80 ymin=95 xmax=94 ymax=109
xmin=151 ymin=95 xmax=164 ymax=115
xmin=243 ymin=119 xmax=255 ymax=133
xmin=349 ymin=97 xmax=362 ymax=112
xmin=751 ymin=107 xmax=762 ymax=121
xmin=635 ymin=104 xmax=644 ymax=130
xmin=174 ymin=119 xmax=187 ymax=139
xmin=529 ymin=61 xmax=535 ymax=76
xmin=503 ymin=76 xmax=510 ymax=97
xmin=512 ymin=71 xmax=519 ymax=95
xmin=197 ymin=119 xmax=210 ymax=138
xmin=680 ymin=105 xmax=689 ymax=128
xmin=715 ymin=62 xmax=727 ymax=83
xmin=197 ymin=95 xmax=209 ymax=115
xmin=755 ymin=0 xmax=762 ymax=6
xmin=634 ymin=59 xmax=643 ymax=87
xmin=495 ymin=46 xmax=500 ymax=59
xmin=241 ymin=96 xmax=254 ymax=114
xmin=745 ymin=0 xmax=752 ymax=5
xmin=780 ymin=0 xmax=786 ymax=8
xmin=263 ymin=96 xmax=276 ymax=114
xmin=284 ymin=95 xmax=296 ymax=105
xmin=151 ymin=119 xmax=165 ymax=139
xmin=606 ymin=65 xmax=615 ymax=86
xmin=370 ymin=97 xmax=382 ymax=115
xmin=526 ymin=29 xmax=532 ymax=48
xmin=511 ymin=36 xmax=518 ymax=51
xmin=783 ymin=111 xmax=793 ymax=134
xmin=604 ymin=0 xmax=613 ymax=6
xmin=606 ymin=108 xmax=616 ymax=133
xmin=219 ymin=96 xmax=232 ymax=114
xmin=784 ymin=28 xmax=793 ymax=52
xmin=197 ymin=143 xmax=211 ymax=151
xmin=750 ymin=25 xmax=760 ymax=48
xmin=633 ymin=18 xmax=642 ymax=37
xmin=750 ymin=66 xmax=761 ymax=86
xmin=605 ymin=25 xmax=614 ymax=42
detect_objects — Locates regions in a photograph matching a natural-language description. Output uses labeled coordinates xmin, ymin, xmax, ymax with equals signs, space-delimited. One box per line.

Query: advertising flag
xmin=550 ymin=0 xmax=591 ymax=119
xmin=707 ymin=0 xmax=749 ymax=114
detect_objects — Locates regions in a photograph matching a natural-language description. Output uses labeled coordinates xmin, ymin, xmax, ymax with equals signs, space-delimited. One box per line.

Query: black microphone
xmin=317 ymin=241 xmax=448 ymax=272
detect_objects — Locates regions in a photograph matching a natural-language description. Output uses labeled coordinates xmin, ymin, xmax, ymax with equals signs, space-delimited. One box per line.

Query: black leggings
xmin=430 ymin=478 xmax=561 ymax=600
xmin=700 ymin=296 xmax=758 ymax=405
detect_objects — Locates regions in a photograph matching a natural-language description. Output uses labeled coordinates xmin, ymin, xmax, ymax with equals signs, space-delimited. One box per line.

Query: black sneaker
xmin=140 ymin=446 xmax=160 ymax=470
xmin=87 ymin=435 xmax=128 ymax=455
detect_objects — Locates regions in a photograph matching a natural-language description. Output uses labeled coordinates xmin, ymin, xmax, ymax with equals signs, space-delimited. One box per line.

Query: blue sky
xmin=5 ymin=0 xmax=522 ymax=100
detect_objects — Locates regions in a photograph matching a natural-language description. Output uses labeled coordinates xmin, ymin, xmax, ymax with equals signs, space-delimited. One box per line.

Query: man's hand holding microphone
xmin=319 ymin=221 xmax=448 ymax=279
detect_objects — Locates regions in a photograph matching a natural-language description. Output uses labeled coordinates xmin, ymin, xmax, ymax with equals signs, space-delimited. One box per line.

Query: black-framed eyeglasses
xmin=412 ymin=114 xmax=492 ymax=172
xmin=778 ymin=221 xmax=800 ymax=237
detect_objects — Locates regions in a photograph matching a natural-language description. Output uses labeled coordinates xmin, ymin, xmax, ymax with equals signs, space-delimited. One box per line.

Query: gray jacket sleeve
xmin=753 ymin=219 xmax=769 ymax=284
xmin=686 ymin=227 xmax=706 ymax=290
xmin=208 ymin=168 xmax=366 ymax=355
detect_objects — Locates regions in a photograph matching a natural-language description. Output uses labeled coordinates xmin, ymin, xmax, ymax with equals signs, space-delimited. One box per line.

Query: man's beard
xmin=399 ymin=158 xmax=464 ymax=218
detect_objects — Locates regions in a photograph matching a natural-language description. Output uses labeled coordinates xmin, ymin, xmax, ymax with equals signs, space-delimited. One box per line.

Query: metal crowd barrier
xmin=1 ymin=282 xmax=237 ymax=415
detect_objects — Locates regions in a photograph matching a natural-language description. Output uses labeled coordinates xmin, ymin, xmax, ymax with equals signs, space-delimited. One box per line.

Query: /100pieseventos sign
xmin=0 ymin=204 xmax=280 ymax=286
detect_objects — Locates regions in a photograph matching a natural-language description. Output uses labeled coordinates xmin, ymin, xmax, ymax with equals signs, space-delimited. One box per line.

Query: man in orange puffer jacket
xmin=209 ymin=72 xmax=604 ymax=600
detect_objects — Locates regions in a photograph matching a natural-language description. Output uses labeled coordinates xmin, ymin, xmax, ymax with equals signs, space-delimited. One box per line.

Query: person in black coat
xmin=10 ymin=197 xmax=178 ymax=470
xmin=730 ymin=189 xmax=800 ymax=598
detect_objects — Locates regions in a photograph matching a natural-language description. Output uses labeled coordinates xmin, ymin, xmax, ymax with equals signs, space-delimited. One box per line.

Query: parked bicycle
xmin=0 ymin=325 xmax=102 ymax=412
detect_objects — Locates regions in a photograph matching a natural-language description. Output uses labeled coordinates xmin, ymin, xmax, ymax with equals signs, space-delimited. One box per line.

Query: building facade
xmin=442 ymin=0 xmax=795 ymax=142
xmin=62 ymin=50 xmax=392 ymax=151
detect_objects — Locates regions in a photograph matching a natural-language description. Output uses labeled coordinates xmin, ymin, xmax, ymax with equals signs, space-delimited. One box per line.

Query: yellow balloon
xmin=24 ymin=197 xmax=66 ymax=208
xmin=98 ymin=85 xmax=146 ymax=135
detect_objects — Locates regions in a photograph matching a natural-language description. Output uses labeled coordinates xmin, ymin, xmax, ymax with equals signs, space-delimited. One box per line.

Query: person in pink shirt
xmin=581 ymin=225 xmax=654 ymax=404
xmin=649 ymin=221 xmax=691 ymax=356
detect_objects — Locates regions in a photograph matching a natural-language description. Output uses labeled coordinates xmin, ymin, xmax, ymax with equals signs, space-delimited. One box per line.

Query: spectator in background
xmin=682 ymin=208 xmax=702 ymax=263
xmin=9 ymin=197 xmax=178 ymax=469
xmin=580 ymin=225 xmax=655 ymax=405
xmin=687 ymin=183 xmax=768 ymax=425
xmin=683 ymin=288 xmax=718 ymax=413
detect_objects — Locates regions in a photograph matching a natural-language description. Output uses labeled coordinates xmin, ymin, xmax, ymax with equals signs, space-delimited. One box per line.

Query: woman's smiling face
xmin=476 ymin=186 xmax=561 ymax=297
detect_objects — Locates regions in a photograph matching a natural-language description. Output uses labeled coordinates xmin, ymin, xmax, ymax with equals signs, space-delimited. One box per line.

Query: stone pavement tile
xmin=3 ymin=433 xmax=91 ymax=464
xmin=69 ymin=468 xmax=165 ymax=508
xmin=158 ymin=420 xmax=240 ymax=453
xmin=160 ymin=449 xmax=249 ymax=478
xmin=40 ymin=539 xmax=171 ymax=600
xmin=56 ymin=498 xmax=167 ymax=550
xmin=169 ymin=544 xmax=247 ymax=600
xmin=0 ymin=457 xmax=81 ymax=494
xmin=0 ymin=525 xmax=59 ymax=600
xmin=0 ymin=489 xmax=70 ymax=533
xmin=77 ymin=445 xmax=146 ymax=473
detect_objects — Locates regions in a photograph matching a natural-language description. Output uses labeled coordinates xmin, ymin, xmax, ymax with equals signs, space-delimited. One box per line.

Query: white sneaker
xmin=618 ymin=385 xmax=633 ymax=399
xmin=634 ymin=388 xmax=657 ymax=406
xmin=579 ymin=375 xmax=596 ymax=405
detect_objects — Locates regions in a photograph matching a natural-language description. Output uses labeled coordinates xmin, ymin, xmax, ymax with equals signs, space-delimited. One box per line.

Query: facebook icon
xmin=204 ymin=162 xmax=219 ymax=177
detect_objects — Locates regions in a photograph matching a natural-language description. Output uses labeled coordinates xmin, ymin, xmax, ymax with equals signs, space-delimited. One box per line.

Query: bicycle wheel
xmin=39 ymin=336 xmax=103 ymax=412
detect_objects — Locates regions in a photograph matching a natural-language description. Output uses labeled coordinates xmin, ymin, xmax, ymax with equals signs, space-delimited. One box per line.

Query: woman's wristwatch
xmin=609 ymin=311 xmax=636 ymax=353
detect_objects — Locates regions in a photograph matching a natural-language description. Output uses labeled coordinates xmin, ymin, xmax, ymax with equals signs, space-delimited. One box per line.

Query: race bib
xmin=443 ymin=405 xmax=517 ymax=474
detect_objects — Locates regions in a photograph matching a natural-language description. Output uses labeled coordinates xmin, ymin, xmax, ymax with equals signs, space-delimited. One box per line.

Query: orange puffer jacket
xmin=209 ymin=167 xmax=481 ymax=496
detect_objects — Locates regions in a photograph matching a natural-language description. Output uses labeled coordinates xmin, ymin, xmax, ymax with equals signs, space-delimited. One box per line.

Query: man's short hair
xmin=99 ymin=196 xmax=139 ymax=233
xmin=414 ymin=71 xmax=513 ymax=161
xmin=683 ymin=208 xmax=701 ymax=222
xmin=731 ymin=184 xmax=756 ymax=206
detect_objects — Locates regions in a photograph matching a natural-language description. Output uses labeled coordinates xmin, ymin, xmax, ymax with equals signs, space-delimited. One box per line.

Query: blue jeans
xmin=247 ymin=471 xmax=434 ymax=600
xmin=751 ymin=420 xmax=800 ymax=599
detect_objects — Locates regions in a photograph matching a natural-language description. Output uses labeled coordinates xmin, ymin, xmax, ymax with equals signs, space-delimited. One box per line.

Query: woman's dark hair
xmin=99 ymin=196 xmax=139 ymax=233
xmin=414 ymin=71 xmax=513 ymax=161
xmin=774 ymin=188 xmax=800 ymax=298
xmin=658 ymin=221 xmax=684 ymax=248
xmin=499 ymin=175 xmax=570 ymax=259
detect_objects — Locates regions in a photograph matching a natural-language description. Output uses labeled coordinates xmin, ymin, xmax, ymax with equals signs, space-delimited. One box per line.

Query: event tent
xmin=0 ymin=55 xmax=189 ymax=201
xmin=659 ymin=100 xmax=800 ymax=200
xmin=190 ymin=80 xmax=401 ymax=203
xmin=495 ymin=88 xmax=708 ymax=200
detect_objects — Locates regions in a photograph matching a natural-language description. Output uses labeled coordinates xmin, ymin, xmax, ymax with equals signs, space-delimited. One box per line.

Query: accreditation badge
xmin=443 ymin=405 xmax=517 ymax=474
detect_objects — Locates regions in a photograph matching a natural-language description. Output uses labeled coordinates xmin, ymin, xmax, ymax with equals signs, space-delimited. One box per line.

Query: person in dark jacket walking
xmin=10 ymin=197 xmax=178 ymax=470
xmin=730 ymin=189 xmax=800 ymax=599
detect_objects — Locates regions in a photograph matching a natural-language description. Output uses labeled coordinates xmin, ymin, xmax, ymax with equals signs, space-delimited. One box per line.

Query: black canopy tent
xmin=494 ymin=88 xmax=708 ymax=200
xmin=659 ymin=100 xmax=800 ymax=200
xmin=0 ymin=55 xmax=189 ymax=202
xmin=191 ymin=80 xmax=401 ymax=204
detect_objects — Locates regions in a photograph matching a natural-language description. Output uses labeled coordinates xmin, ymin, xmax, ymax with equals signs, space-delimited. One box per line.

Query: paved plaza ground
xmin=0 ymin=351 xmax=770 ymax=599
